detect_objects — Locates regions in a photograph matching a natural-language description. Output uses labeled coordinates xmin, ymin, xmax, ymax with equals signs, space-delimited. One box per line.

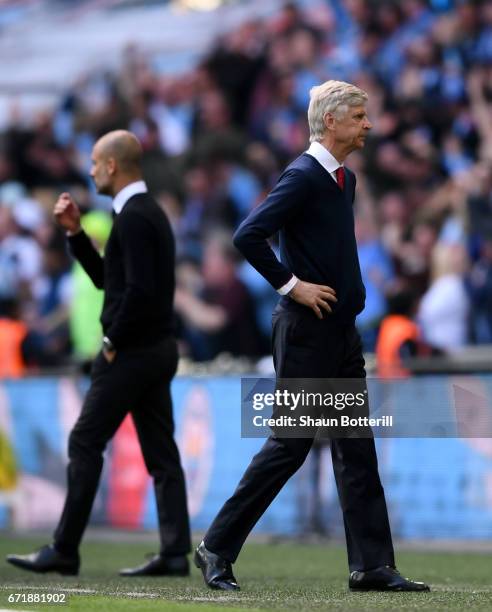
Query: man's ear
xmin=323 ymin=112 xmax=336 ymax=132
xmin=107 ymin=157 xmax=117 ymax=176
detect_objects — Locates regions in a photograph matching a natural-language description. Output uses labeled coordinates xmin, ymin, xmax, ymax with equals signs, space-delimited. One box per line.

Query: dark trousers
xmin=204 ymin=305 xmax=395 ymax=571
xmin=54 ymin=337 xmax=191 ymax=557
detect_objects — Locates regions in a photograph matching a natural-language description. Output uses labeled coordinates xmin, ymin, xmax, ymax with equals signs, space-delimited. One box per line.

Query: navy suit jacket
xmin=233 ymin=152 xmax=365 ymax=322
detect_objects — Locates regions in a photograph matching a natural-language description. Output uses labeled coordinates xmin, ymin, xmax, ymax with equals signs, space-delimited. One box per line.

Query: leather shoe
xmin=349 ymin=565 xmax=430 ymax=592
xmin=119 ymin=553 xmax=189 ymax=577
xmin=194 ymin=541 xmax=240 ymax=591
xmin=6 ymin=545 xmax=79 ymax=576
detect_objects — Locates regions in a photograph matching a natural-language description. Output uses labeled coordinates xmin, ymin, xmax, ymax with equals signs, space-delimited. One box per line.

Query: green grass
xmin=0 ymin=535 xmax=491 ymax=611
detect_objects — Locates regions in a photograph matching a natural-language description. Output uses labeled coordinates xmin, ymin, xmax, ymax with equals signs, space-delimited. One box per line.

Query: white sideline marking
xmin=433 ymin=585 xmax=492 ymax=593
xmin=175 ymin=596 xmax=255 ymax=602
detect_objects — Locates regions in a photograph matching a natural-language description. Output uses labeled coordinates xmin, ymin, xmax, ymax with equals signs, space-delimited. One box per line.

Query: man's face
xmin=90 ymin=144 xmax=113 ymax=195
xmin=331 ymin=105 xmax=372 ymax=151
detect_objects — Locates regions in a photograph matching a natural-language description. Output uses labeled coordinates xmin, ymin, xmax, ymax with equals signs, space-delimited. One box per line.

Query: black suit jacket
xmin=233 ymin=153 xmax=365 ymax=322
xmin=68 ymin=193 xmax=175 ymax=349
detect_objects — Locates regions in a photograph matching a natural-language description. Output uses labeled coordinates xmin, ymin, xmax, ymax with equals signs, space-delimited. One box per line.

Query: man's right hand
xmin=53 ymin=192 xmax=82 ymax=235
xmin=289 ymin=280 xmax=337 ymax=319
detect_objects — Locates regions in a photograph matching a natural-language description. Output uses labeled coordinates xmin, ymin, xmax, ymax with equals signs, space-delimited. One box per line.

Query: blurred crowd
xmin=1 ymin=0 xmax=492 ymax=374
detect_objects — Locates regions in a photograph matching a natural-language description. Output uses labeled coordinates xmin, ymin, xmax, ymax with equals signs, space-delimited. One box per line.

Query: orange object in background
xmin=107 ymin=414 xmax=148 ymax=528
xmin=0 ymin=319 xmax=27 ymax=378
xmin=376 ymin=314 xmax=420 ymax=378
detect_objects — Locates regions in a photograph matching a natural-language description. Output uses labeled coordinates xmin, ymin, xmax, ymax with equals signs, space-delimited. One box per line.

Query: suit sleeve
xmin=105 ymin=210 xmax=158 ymax=349
xmin=233 ymin=169 xmax=309 ymax=290
xmin=67 ymin=230 xmax=105 ymax=289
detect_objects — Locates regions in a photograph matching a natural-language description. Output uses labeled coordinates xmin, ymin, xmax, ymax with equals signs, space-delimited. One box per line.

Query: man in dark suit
xmin=194 ymin=81 xmax=429 ymax=592
xmin=7 ymin=130 xmax=191 ymax=577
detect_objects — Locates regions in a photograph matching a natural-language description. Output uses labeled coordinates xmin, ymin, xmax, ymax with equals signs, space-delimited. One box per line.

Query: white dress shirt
xmin=112 ymin=180 xmax=148 ymax=215
xmin=305 ymin=140 xmax=343 ymax=184
xmin=277 ymin=142 xmax=343 ymax=295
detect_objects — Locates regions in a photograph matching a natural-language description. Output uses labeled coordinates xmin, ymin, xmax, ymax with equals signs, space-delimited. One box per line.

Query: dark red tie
xmin=335 ymin=166 xmax=345 ymax=190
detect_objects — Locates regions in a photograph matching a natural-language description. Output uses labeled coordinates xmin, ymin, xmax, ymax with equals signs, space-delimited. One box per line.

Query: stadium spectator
xmin=418 ymin=242 xmax=470 ymax=351
xmin=355 ymin=214 xmax=395 ymax=351
xmin=22 ymin=235 xmax=72 ymax=368
xmin=0 ymin=298 xmax=27 ymax=379
xmin=376 ymin=288 xmax=437 ymax=378
xmin=174 ymin=230 xmax=263 ymax=361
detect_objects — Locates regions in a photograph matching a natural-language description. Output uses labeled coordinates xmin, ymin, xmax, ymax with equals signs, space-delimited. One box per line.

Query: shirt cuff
xmin=277 ymin=275 xmax=298 ymax=296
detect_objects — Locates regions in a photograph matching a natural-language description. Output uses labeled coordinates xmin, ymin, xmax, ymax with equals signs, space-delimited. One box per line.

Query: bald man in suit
xmin=7 ymin=130 xmax=191 ymax=577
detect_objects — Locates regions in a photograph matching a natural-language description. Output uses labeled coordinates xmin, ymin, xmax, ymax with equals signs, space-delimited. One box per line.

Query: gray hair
xmin=308 ymin=80 xmax=368 ymax=143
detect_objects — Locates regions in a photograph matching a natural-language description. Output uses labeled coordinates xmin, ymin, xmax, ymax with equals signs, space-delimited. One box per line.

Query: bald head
xmin=90 ymin=130 xmax=143 ymax=196
xmin=95 ymin=130 xmax=142 ymax=173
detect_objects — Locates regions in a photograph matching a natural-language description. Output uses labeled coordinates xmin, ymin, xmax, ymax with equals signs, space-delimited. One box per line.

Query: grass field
xmin=0 ymin=535 xmax=491 ymax=611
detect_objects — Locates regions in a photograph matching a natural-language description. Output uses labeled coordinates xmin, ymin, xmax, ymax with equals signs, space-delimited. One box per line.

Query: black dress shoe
xmin=349 ymin=565 xmax=430 ymax=592
xmin=194 ymin=541 xmax=240 ymax=591
xmin=6 ymin=545 xmax=79 ymax=576
xmin=119 ymin=554 xmax=189 ymax=577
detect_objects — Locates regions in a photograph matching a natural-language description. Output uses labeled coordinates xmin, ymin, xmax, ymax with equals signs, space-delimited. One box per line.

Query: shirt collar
xmin=306 ymin=141 xmax=343 ymax=175
xmin=112 ymin=180 xmax=148 ymax=215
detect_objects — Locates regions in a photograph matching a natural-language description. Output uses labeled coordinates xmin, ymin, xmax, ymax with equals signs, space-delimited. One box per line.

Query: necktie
xmin=335 ymin=166 xmax=345 ymax=190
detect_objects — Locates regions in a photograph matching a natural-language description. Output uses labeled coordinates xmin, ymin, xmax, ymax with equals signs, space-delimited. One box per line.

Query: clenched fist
xmin=53 ymin=192 xmax=81 ymax=235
